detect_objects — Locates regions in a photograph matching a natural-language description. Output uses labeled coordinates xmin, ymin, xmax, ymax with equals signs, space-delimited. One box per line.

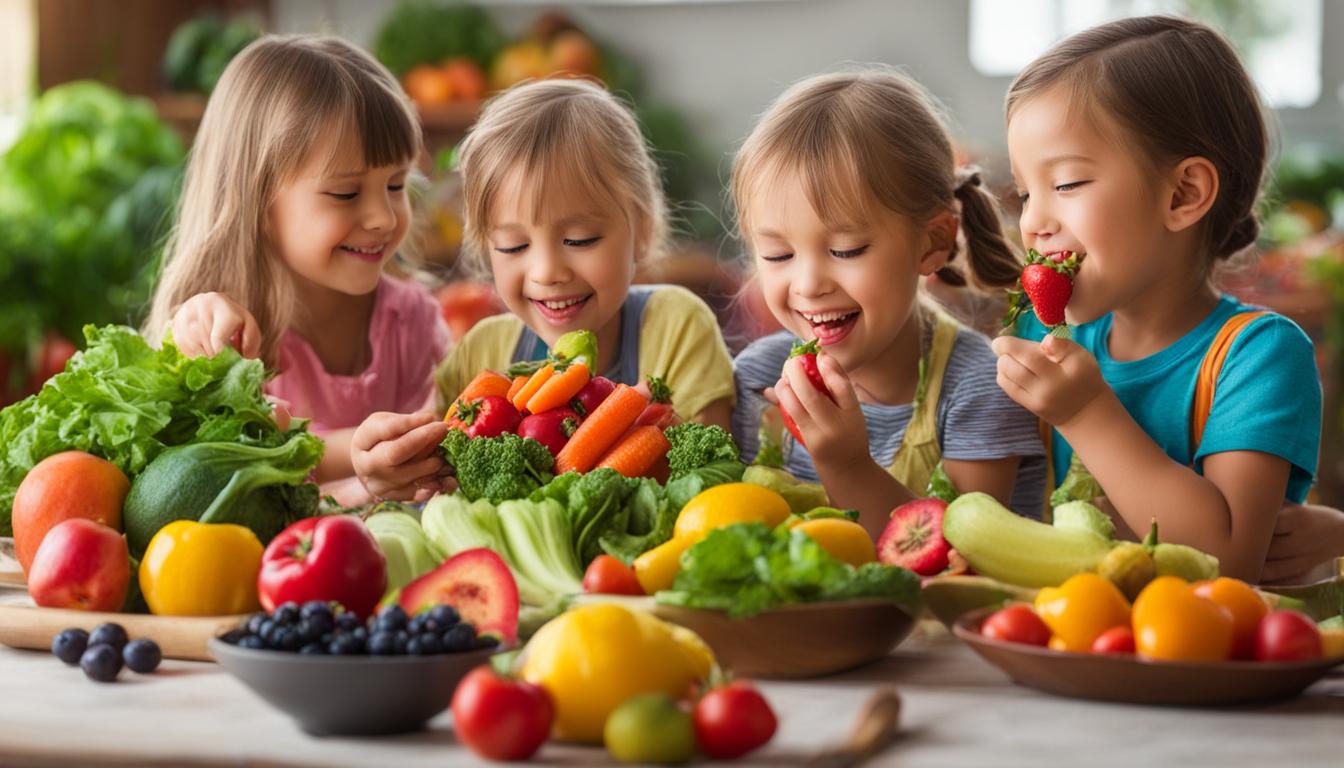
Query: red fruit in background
xmin=1091 ymin=626 xmax=1136 ymax=655
xmin=876 ymin=498 xmax=951 ymax=576
xmin=452 ymin=664 xmax=553 ymax=761
xmin=258 ymin=516 xmax=387 ymax=619
xmin=13 ymin=451 xmax=129 ymax=574
xmin=778 ymin=339 xmax=833 ymax=447
xmin=1254 ymin=610 xmax=1322 ymax=662
xmin=403 ymin=64 xmax=454 ymax=105
xmin=441 ymin=57 xmax=487 ymax=101
xmin=582 ymin=554 xmax=644 ymax=596
xmin=517 ymin=407 xmax=581 ymax=457
xmin=27 ymin=333 xmax=77 ymax=395
xmin=693 ymin=680 xmax=777 ymax=759
xmin=570 ymin=375 xmax=616 ymax=418
xmin=27 ymin=518 xmax=130 ymax=612
xmin=400 ymin=548 xmax=520 ymax=643
xmin=446 ymin=395 xmax=522 ymax=439
xmin=437 ymin=281 xmax=506 ymax=342
xmin=981 ymin=604 xmax=1051 ymax=646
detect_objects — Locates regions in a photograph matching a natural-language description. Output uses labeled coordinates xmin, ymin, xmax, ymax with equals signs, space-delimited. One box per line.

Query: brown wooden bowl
xmin=651 ymin=599 xmax=917 ymax=679
xmin=954 ymin=606 xmax=1342 ymax=706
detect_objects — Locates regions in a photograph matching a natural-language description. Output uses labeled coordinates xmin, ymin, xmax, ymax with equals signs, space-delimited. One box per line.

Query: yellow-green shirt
xmin=434 ymin=284 xmax=735 ymax=420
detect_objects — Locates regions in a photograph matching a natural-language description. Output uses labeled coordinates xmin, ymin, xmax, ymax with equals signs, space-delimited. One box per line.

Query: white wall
xmin=275 ymin=0 xmax=1344 ymax=174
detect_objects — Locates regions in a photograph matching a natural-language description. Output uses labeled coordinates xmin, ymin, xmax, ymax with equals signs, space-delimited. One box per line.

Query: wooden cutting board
xmin=0 ymin=592 xmax=247 ymax=662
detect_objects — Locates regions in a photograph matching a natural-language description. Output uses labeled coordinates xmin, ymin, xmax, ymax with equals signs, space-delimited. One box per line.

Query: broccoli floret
xmin=441 ymin=429 xmax=554 ymax=503
xmin=665 ymin=424 xmax=740 ymax=480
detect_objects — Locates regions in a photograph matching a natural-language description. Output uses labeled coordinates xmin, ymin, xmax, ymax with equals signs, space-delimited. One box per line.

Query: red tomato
xmin=517 ymin=407 xmax=581 ymax=457
xmin=446 ymin=395 xmax=522 ymax=439
xmin=1254 ymin=610 xmax=1322 ymax=662
xmin=582 ymin=555 xmax=644 ymax=596
xmin=981 ymin=604 xmax=1051 ymax=646
xmin=451 ymin=664 xmax=553 ymax=761
xmin=570 ymin=376 xmax=615 ymax=418
xmin=693 ymin=680 xmax=777 ymax=759
xmin=257 ymin=516 xmax=387 ymax=619
xmin=25 ymin=333 xmax=77 ymax=395
xmin=1091 ymin=626 xmax=1136 ymax=655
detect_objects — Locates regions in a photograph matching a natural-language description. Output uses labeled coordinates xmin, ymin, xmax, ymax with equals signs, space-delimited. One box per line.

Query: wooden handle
xmin=0 ymin=600 xmax=247 ymax=662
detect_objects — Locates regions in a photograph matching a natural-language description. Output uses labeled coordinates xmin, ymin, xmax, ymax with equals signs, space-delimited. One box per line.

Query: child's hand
xmin=1262 ymin=502 xmax=1344 ymax=583
xmin=351 ymin=412 xmax=451 ymax=502
xmin=991 ymin=334 xmax=1108 ymax=427
xmin=769 ymin=352 xmax=869 ymax=468
xmin=170 ymin=292 xmax=262 ymax=359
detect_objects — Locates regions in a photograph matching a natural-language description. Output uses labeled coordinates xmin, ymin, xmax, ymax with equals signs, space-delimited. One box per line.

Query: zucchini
xmin=942 ymin=492 xmax=1115 ymax=588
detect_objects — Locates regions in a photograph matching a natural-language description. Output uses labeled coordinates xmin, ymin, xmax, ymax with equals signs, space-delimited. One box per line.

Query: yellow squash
xmin=139 ymin=520 xmax=263 ymax=616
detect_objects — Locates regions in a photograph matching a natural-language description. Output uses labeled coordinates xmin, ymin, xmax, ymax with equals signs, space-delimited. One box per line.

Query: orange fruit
xmin=1192 ymin=577 xmax=1268 ymax=660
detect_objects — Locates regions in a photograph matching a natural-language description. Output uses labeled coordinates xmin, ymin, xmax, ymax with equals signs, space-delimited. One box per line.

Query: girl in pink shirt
xmin=143 ymin=35 xmax=448 ymax=489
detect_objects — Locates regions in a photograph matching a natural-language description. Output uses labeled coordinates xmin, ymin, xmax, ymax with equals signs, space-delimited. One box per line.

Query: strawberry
xmin=778 ymin=339 xmax=835 ymax=447
xmin=633 ymin=375 xmax=678 ymax=429
xmin=1003 ymin=249 xmax=1080 ymax=334
xmin=876 ymin=497 xmax=951 ymax=576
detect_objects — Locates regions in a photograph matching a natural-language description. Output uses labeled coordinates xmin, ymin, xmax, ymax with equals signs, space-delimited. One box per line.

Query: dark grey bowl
xmin=209 ymin=637 xmax=497 ymax=736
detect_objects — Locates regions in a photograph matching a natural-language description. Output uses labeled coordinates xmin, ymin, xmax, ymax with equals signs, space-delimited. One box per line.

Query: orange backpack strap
xmin=1191 ymin=310 xmax=1268 ymax=452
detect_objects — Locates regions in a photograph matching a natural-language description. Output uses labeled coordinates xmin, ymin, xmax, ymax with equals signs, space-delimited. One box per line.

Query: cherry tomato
xmin=1254 ymin=610 xmax=1322 ymax=662
xmin=582 ymin=555 xmax=645 ymax=596
xmin=693 ymin=680 xmax=777 ymax=759
xmin=517 ymin=407 xmax=581 ymax=457
xmin=1090 ymin=626 xmax=1136 ymax=655
xmin=446 ymin=395 xmax=521 ymax=439
xmin=450 ymin=664 xmax=553 ymax=761
xmin=981 ymin=604 xmax=1051 ymax=647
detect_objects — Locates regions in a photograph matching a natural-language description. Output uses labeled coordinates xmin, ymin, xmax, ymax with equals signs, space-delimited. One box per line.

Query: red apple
xmin=28 ymin=519 xmax=130 ymax=612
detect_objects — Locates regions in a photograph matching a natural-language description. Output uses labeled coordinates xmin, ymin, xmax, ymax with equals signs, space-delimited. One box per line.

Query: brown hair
xmin=144 ymin=35 xmax=422 ymax=366
xmin=732 ymin=69 xmax=1021 ymax=289
xmin=1006 ymin=15 xmax=1268 ymax=261
xmin=456 ymin=78 xmax=668 ymax=276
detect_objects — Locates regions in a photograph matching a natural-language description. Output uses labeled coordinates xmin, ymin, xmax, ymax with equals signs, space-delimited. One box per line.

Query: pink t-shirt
xmin=266 ymin=277 xmax=450 ymax=434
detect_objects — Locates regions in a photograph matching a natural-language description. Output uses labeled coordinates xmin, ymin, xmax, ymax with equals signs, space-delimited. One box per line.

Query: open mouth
xmin=799 ymin=308 xmax=860 ymax=346
xmin=532 ymin=294 xmax=592 ymax=323
xmin=1041 ymin=249 xmax=1086 ymax=265
xmin=338 ymin=243 xmax=387 ymax=263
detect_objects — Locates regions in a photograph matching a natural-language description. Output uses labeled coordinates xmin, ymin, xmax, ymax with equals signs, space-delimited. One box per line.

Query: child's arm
xmin=313 ymin=428 xmax=356 ymax=483
xmin=351 ymin=411 xmax=451 ymax=501
xmin=993 ymin=334 xmax=1285 ymax=580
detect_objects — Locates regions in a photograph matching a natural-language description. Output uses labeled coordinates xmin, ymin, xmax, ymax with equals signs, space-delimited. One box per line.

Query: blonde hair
xmin=732 ymin=69 xmax=1020 ymax=289
xmin=144 ymin=35 xmax=422 ymax=366
xmin=456 ymin=78 xmax=668 ymax=276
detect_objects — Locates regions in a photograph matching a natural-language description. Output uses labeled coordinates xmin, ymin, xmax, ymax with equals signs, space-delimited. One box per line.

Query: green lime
xmin=604 ymin=693 xmax=695 ymax=764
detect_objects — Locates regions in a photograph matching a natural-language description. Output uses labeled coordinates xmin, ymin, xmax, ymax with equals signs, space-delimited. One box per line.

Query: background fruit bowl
xmin=953 ymin=606 xmax=1341 ymax=706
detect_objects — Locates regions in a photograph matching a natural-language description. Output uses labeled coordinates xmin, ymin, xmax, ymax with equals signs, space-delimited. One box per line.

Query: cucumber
xmin=942 ymin=493 xmax=1115 ymax=588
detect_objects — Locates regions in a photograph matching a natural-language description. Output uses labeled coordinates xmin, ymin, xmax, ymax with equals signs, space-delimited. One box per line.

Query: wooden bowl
xmin=652 ymin=599 xmax=917 ymax=679
xmin=954 ymin=607 xmax=1341 ymax=706
xmin=920 ymin=575 xmax=1038 ymax=627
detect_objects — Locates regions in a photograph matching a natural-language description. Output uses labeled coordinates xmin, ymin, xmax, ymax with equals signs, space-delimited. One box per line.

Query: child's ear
xmin=1164 ymin=156 xmax=1219 ymax=234
xmin=918 ymin=209 xmax=958 ymax=276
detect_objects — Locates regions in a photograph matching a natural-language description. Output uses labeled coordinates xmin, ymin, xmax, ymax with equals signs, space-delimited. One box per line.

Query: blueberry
xmin=80 ymin=644 xmax=122 ymax=682
xmin=123 ymin=639 xmax=162 ymax=674
xmin=393 ymin=630 xmax=410 ymax=655
xmin=407 ymin=614 xmax=428 ymax=635
xmin=52 ymin=629 xmax=88 ymax=666
xmin=258 ymin=619 xmax=277 ymax=642
xmin=273 ymin=602 xmax=300 ymax=626
xmin=350 ymin=627 xmax=368 ymax=645
xmin=238 ymin=634 xmax=267 ymax=650
xmin=442 ymin=624 xmax=476 ymax=653
xmin=299 ymin=643 xmax=326 ymax=655
xmin=421 ymin=618 xmax=443 ymax=635
xmin=428 ymin=605 xmax=459 ymax=627
xmin=219 ymin=628 xmax=247 ymax=645
xmin=272 ymin=627 xmax=301 ymax=652
xmin=300 ymin=600 xmax=333 ymax=622
xmin=88 ymin=623 xmax=129 ymax=652
xmin=415 ymin=632 xmax=442 ymax=655
xmin=368 ymin=631 xmax=397 ymax=655
xmin=328 ymin=634 xmax=363 ymax=655
xmin=335 ymin=611 xmax=361 ymax=632
xmin=245 ymin=612 xmax=268 ymax=635
xmin=296 ymin=619 xmax=325 ymax=644
xmin=375 ymin=605 xmax=408 ymax=632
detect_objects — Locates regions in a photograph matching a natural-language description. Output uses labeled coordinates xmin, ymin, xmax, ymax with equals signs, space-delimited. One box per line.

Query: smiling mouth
xmin=338 ymin=243 xmax=387 ymax=262
xmin=531 ymin=294 xmax=592 ymax=322
xmin=798 ymin=308 xmax=860 ymax=346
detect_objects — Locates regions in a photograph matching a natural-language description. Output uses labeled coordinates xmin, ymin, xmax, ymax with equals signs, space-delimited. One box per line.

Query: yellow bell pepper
xmin=139 ymin=520 xmax=263 ymax=616
xmin=792 ymin=518 xmax=876 ymax=567
xmin=1131 ymin=576 xmax=1233 ymax=662
xmin=1033 ymin=572 xmax=1131 ymax=652
xmin=520 ymin=603 xmax=714 ymax=744
xmin=632 ymin=536 xmax=692 ymax=595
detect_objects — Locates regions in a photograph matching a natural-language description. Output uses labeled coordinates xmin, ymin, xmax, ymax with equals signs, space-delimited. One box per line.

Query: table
xmin=1 ymin=624 xmax=1341 ymax=767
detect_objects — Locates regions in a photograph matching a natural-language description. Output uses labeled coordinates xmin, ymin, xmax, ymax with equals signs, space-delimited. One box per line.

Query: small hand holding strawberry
xmin=991 ymin=333 xmax=1110 ymax=428
xmin=1004 ymin=249 xmax=1080 ymax=336
xmin=769 ymin=348 xmax=870 ymax=468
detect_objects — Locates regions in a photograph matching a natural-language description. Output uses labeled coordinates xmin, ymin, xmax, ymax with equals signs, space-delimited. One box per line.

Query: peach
xmin=13 ymin=451 xmax=129 ymax=574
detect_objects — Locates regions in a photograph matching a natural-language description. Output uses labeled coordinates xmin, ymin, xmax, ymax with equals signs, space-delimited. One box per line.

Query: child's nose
xmin=527 ymin=243 xmax=573 ymax=285
xmin=361 ymin=194 xmax=397 ymax=232
xmin=790 ymin=254 xmax=833 ymax=298
xmin=1019 ymin=199 xmax=1058 ymax=245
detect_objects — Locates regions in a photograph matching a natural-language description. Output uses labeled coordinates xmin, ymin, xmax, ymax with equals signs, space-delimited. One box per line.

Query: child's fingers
xmin=774 ymin=377 xmax=812 ymax=433
xmin=1259 ymin=553 xmax=1319 ymax=584
xmin=236 ymin=311 xmax=262 ymax=359
xmin=352 ymin=411 xmax=439 ymax=452
xmin=783 ymin=357 xmax=831 ymax=414
xmin=996 ymin=368 xmax=1033 ymax=410
xmin=208 ymin=312 xmax=242 ymax=358
xmin=996 ymin=352 xmax=1040 ymax=392
xmin=761 ymin=386 xmax=780 ymax=406
xmin=816 ymin=353 xmax=860 ymax=411
xmin=1040 ymin=334 xmax=1081 ymax=364
xmin=378 ymin=421 xmax=450 ymax=466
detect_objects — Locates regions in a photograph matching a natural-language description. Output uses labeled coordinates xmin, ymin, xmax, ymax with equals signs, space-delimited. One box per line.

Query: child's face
xmin=270 ymin=132 xmax=411 ymax=298
xmin=486 ymin=167 xmax=638 ymax=349
xmin=1007 ymin=86 xmax=1176 ymax=324
xmin=747 ymin=167 xmax=944 ymax=376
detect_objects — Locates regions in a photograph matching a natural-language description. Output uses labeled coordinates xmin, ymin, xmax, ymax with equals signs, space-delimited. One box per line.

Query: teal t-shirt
xmin=1018 ymin=294 xmax=1321 ymax=502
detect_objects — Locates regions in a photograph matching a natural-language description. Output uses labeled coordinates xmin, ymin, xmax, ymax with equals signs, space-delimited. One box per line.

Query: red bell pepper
xmin=257 ymin=516 xmax=388 ymax=619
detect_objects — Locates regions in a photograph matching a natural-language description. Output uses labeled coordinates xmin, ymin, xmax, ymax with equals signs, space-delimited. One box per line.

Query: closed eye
xmin=388 ymin=184 xmax=405 ymax=192
xmin=830 ymin=245 xmax=868 ymax=259
xmin=326 ymin=192 xmax=358 ymax=201
xmin=495 ymin=243 xmax=528 ymax=255
xmin=761 ymin=253 xmax=793 ymax=263
xmin=1055 ymin=181 xmax=1089 ymax=192
xmin=563 ymin=237 xmax=601 ymax=247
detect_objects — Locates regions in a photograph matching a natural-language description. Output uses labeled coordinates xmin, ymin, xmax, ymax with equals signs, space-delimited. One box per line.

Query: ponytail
xmin=949 ymin=166 xmax=1021 ymax=289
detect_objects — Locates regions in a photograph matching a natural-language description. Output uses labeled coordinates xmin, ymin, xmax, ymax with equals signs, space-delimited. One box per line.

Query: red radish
xmin=399 ymin=548 xmax=520 ymax=643
xmin=570 ymin=375 xmax=616 ymax=418
xmin=446 ymin=395 xmax=522 ymax=439
xmin=633 ymin=375 xmax=678 ymax=429
xmin=778 ymin=339 xmax=834 ymax=447
xmin=517 ymin=407 xmax=581 ymax=457
xmin=876 ymin=498 xmax=951 ymax=576
xmin=1004 ymin=249 xmax=1080 ymax=332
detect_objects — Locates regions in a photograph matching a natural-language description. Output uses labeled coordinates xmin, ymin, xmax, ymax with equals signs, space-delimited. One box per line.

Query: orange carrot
xmin=444 ymin=370 xmax=512 ymax=422
xmin=506 ymin=374 xmax=530 ymax=404
xmin=596 ymin=426 xmax=670 ymax=478
xmin=555 ymin=384 xmax=649 ymax=474
xmin=512 ymin=364 xmax=554 ymax=412
xmin=525 ymin=362 xmax=590 ymax=415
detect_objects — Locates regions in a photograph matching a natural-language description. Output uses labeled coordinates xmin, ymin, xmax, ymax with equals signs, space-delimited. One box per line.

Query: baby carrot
xmin=444 ymin=370 xmax=512 ymax=422
xmin=596 ymin=426 xmax=670 ymax=478
xmin=525 ymin=362 xmax=590 ymax=415
xmin=555 ymin=384 xmax=649 ymax=474
xmin=507 ymin=374 xmax=530 ymax=403
xmin=512 ymin=363 xmax=555 ymax=412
